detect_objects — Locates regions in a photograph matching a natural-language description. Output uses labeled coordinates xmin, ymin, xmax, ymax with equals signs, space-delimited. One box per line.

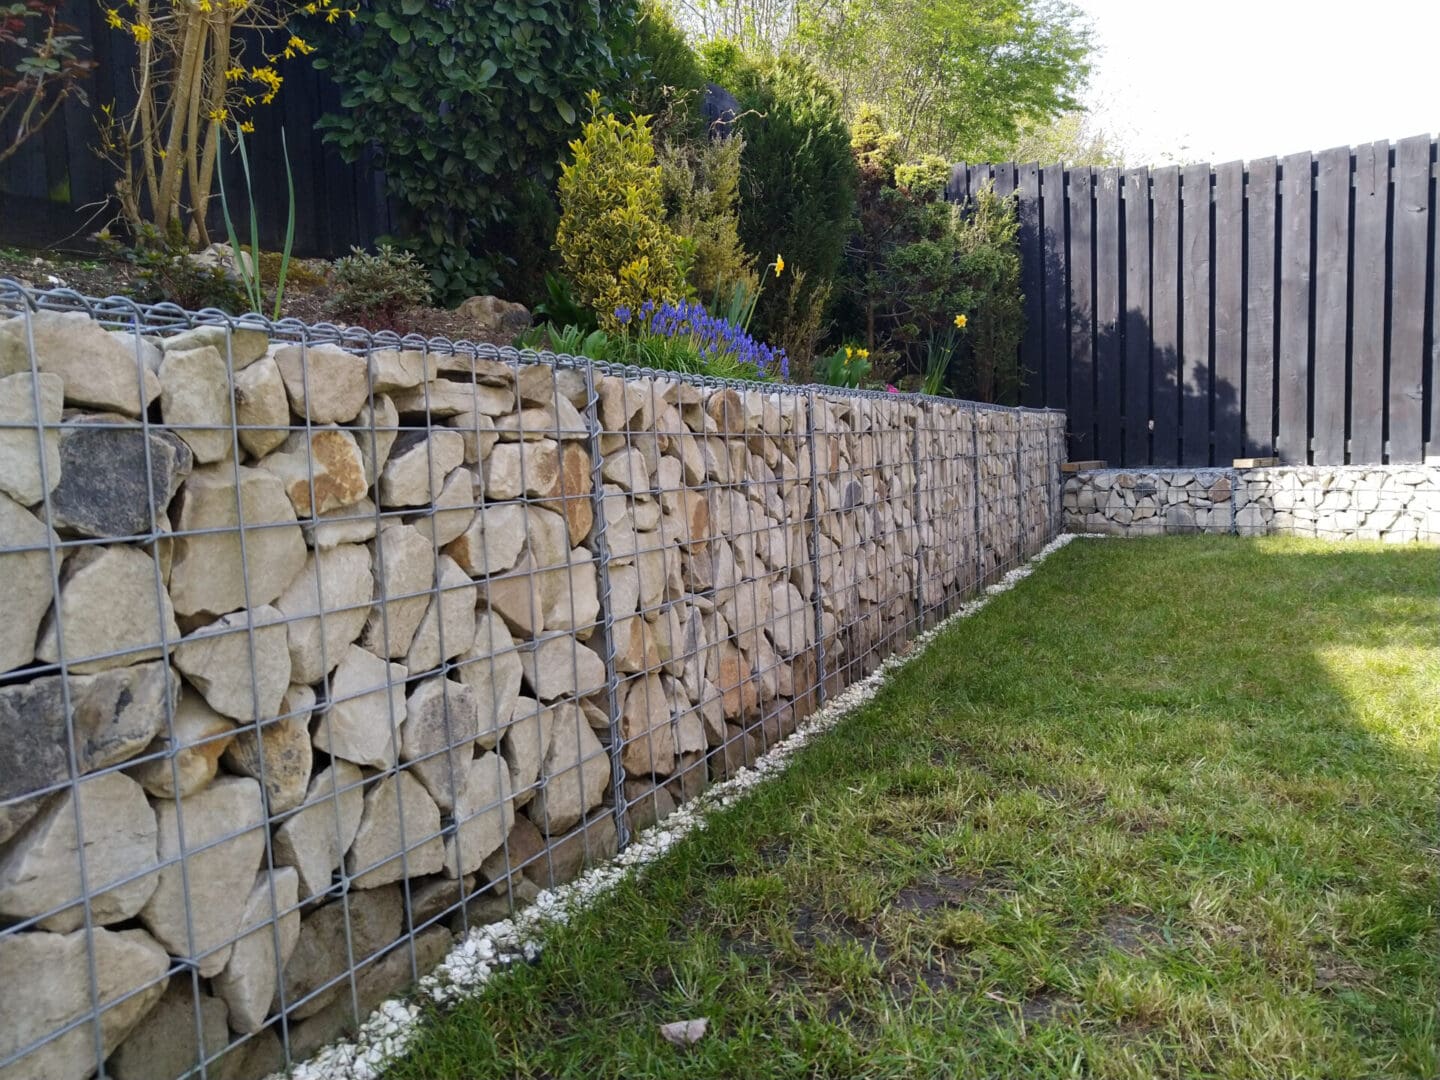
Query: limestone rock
xmin=222 ymin=684 xmax=316 ymax=814
xmin=380 ymin=429 xmax=466 ymax=507
xmin=275 ymin=543 xmax=374 ymax=684
xmin=160 ymin=324 xmax=268 ymax=368
xmin=304 ymin=495 xmax=379 ymax=550
xmin=766 ymin=580 xmax=811 ymax=656
xmin=485 ymin=438 xmax=559 ymax=501
xmin=314 ymin=644 xmax=407 ymax=770
xmin=351 ymin=394 xmax=399 ymax=486
xmin=446 ymin=751 xmax=515 ymax=877
xmin=620 ymin=674 xmax=675 ymax=776
xmin=173 ymin=605 xmax=291 ymax=722
xmin=545 ymin=441 xmax=594 ymax=543
xmin=602 ymin=447 xmax=650 ymax=490
xmin=391 ymin=379 xmax=513 ymax=418
xmin=169 ymin=464 xmax=307 ymax=618
xmin=494 ymin=396 xmax=588 ymax=442
xmin=141 ymin=776 xmax=267 ymax=976
xmin=281 ymin=884 xmax=402 ymax=1019
xmin=107 ymin=980 xmax=231 ymax=1080
xmin=159 ymin=345 xmax=234 ymax=463
xmin=36 ymin=545 xmax=179 ymax=674
xmin=500 ymin=697 xmax=552 ymax=806
xmin=0 ymin=926 xmax=169 ymax=1080
xmin=48 ymin=414 xmax=192 ymax=538
xmin=211 ymin=867 xmax=301 ymax=1033
xmin=272 ymin=761 xmax=364 ymax=900
xmin=361 ymin=524 xmax=435 ymax=659
xmin=540 ymin=546 xmax=600 ymax=637
xmin=481 ymin=551 xmax=545 ymax=638
xmin=405 ymin=555 xmax=477 ymax=673
xmin=408 ymin=467 xmax=478 ymax=547
xmin=401 ymin=676 xmax=480 ymax=812
xmin=274 ymin=342 xmax=371 ymax=424
xmin=457 ymin=295 xmax=531 ymax=336
xmin=450 ymin=408 xmax=499 ymax=466
xmin=0 ymin=771 xmax=157 ymax=932
xmin=527 ymin=704 xmax=609 ymax=835
xmin=0 ymin=309 xmax=161 ymax=417
xmin=517 ymin=364 xmax=587 ymax=408
xmin=368 ymin=348 xmax=435 ymax=393
xmin=445 ymin=500 xmax=527 ymax=577
xmin=258 ymin=428 xmax=369 ymax=516
xmin=0 ymin=371 xmax=62 ymax=506
xmin=127 ymin=687 xmax=237 ymax=798
xmin=457 ymin=612 xmax=524 ymax=749
xmin=0 ymin=493 xmax=57 ymax=673
xmin=346 ymin=771 xmax=445 ymax=888
xmin=520 ymin=634 xmax=606 ymax=701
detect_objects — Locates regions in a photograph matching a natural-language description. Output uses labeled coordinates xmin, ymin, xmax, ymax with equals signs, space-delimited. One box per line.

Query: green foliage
xmin=328 ymin=244 xmax=434 ymax=326
xmin=815 ymin=344 xmax=872 ymax=388
xmin=697 ymin=42 xmax=856 ymax=342
xmin=532 ymin=273 xmax=599 ymax=335
xmin=659 ymin=133 xmax=757 ymax=304
xmin=952 ymin=185 xmax=1024 ymax=402
xmin=614 ymin=1 xmax=707 ymax=138
xmin=517 ymin=322 xmax=616 ymax=361
xmin=98 ymin=222 xmax=249 ymax=312
xmin=893 ymin=154 xmax=949 ymax=201
xmin=994 ymin=107 xmax=1125 ymax=167
xmin=216 ymin=127 xmax=295 ymax=319
xmin=312 ymin=0 xmax=636 ymax=303
xmin=518 ymin=318 xmax=776 ymax=382
xmin=556 ymin=94 xmax=686 ymax=328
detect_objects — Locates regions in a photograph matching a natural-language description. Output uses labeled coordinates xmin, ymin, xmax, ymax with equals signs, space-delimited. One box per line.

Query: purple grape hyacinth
xmin=617 ymin=299 xmax=789 ymax=380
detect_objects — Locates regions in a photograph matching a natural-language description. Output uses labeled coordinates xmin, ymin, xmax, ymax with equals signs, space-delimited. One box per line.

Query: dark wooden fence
xmin=950 ymin=139 xmax=1440 ymax=466
xmin=0 ymin=0 xmax=394 ymax=256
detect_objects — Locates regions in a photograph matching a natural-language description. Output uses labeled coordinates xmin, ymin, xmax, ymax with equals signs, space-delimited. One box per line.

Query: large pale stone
xmin=481 ymin=551 xmax=545 ymax=638
xmin=127 ymin=687 xmax=237 ymax=798
xmin=545 ymin=441 xmax=594 ymax=543
xmin=258 ymin=428 xmax=369 ymax=516
xmin=0 ymin=309 xmax=161 ymax=417
xmin=222 ymin=684 xmax=315 ymax=814
xmin=450 ymin=407 xmax=499 ymax=465
xmin=456 ymin=611 xmax=524 ymax=749
xmin=405 ymin=555 xmax=477 ymax=673
xmin=314 ymin=644 xmax=407 ymax=770
xmin=281 ymin=884 xmax=402 ymax=1019
xmin=47 ymin=414 xmax=192 ymax=538
xmin=211 ymin=867 xmax=301 ymax=1033
xmin=495 ymin=397 xmax=587 ymax=441
xmin=0 ymin=493 xmax=56 ymax=673
xmin=409 ymin=467 xmax=478 ymax=547
xmin=485 ymin=438 xmax=559 ymax=501
xmin=169 ymin=464 xmax=307 ymax=617
xmin=446 ymin=751 xmax=515 ymax=877
xmin=160 ymin=324 xmax=268 ymax=367
xmin=766 ymin=580 xmax=811 ymax=656
xmin=602 ymin=447 xmax=650 ymax=490
xmin=274 ymin=342 xmax=370 ymax=423
xmin=518 ymin=364 xmax=587 ymax=408
xmin=159 ymin=345 xmax=234 ymax=463
xmin=0 ymin=771 xmax=157 ymax=932
xmin=275 ymin=543 xmax=373 ymax=684
xmin=445 ymin=500 xmax=527 ymax=577
xmin=527 ymin=704 xmax=609 ymax=835
xmin=0 ymin=371 xmax=62 ymax=506
xmin=173 ymin=605 xmax=291 ymax=722
xmin=540 ymin=546 xmax=600 ymax=637
xmin=305 ymin=495 xmax=379 ymax=550
xmin=500 ymin=696 xmax=552 ymax=806
xmin=0 ymin=927 xmax=169 ymax=1080
xmin=391 ymin=379 xmax=513 ymax=417
xmin=368 ymin=348 xmax=436 ymax=392
xmin=141 ymin=776 xmax=267 ymax=976
xmin=36 ymin=545 xmax=178 ymax=674
xmin=272 ymin=761 xmax=364 ymax=899
xmin=108 ymin=980 xmax=230 ymax=1080
xmin=620 ymin=674 xmax=675 ymax=776
xmin=520 ymin=634 xmax=606 ymax=701
xmin=361 ymin=523 xmax=435 ymax=659
xmin=380 ymin=429 xmax=466 ymax=507
xmin=401 ymin=676 xmax=480 ymax=812
xmin=346 ymin=771 xmax=445 ymax=888
xmin=351 ymin=394 xmax=399 ymax=486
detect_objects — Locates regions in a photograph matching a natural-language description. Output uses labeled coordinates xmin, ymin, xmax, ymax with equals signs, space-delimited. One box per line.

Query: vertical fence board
xmin=1389 ymin=135 xmax=1429 ymax=462
xmin=1349 ymin=140 xmax=1387 ymax=463
xmin=1042 ymin=164 xmax=1069 ymax=417
xmin=1278 ymin=151 xmax=1313 ymax=463
xmin=1151 ymin=166 xmax=1182 ymax=466
xmin=1312 ymin=146 xmax=1350 ymax=464
xmin=1123 ymin=167 xmax=1152 ymax=465
xmin=1245 ymin=157 xmax=1278 ymax=457
xmin=1018 ymin=164 xmax=1044 ymax=406
xmin=1213 ymin=161 xmax=1244 ymax=461
xmin=1094 ymin=168 xmax=1122 ymax=461
xmin=1068 ymin=167 xmax=1096 ymax=459
xmin=992 ymin=162 xmax=1017 ymax=198
xmin=948 ymin=163 xmax=970 ymax=202
xmin=1181 ymin=163 xmax=1212 ymax=465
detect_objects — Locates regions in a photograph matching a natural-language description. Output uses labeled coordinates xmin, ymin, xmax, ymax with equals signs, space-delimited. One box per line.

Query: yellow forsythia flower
xmin=129 ymin=21 xmax=152 ymax=42
xmin=954 ymin=313 xmax=967 ymax=329
xmin=239 ymin=120 xmax=255 ymax=134
xmin=104 ymin=8 xmax=123 ymax=28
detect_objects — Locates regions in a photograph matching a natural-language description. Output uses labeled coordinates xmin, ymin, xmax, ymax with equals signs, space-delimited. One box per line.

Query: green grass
xmin=389 ymin=536 xmax=1439 ymax=1080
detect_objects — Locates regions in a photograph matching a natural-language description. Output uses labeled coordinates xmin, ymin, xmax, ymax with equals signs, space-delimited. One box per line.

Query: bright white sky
xmin=1076 ymin=0 xmax=1440 ymax=167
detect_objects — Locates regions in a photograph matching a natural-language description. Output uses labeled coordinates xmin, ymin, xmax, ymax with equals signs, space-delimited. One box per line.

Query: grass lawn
xmin=388 ymin=536 xmax=1439 ymax=1080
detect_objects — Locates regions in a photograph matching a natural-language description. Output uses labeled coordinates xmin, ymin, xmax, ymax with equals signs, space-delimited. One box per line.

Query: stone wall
xmin=1064 ymin=466 xmax=1440 ymax=540
xmin=0 ymin=290 xmax=1066 ymax=1080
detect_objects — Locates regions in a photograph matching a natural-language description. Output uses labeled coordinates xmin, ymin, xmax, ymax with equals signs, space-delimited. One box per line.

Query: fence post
xmin=806 ymin=388 xmax=827 ymax=706
xmin=581 ymin=363 xmax=629 ymax=853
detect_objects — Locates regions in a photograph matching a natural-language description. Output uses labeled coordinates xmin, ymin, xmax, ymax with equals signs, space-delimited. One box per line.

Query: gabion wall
xmin=0 ymin=282 xmax=1065 ymax=1080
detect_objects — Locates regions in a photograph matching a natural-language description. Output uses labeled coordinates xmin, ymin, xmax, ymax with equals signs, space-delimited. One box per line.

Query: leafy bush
xmin=614 ymin=1 xmax=707 ymax=138
xmin=556 ymin=95 xmax=686 ymax=329
xmin=328 ymin=244 xmax=433 ymax=326
xmin=815 ymin=344 xmax=872 ymax=388
xmin=952 ymin=187 xmax=1023 ymax=402
xmin=313 ymin=0 xmax=636 ymax=302
xmin=99 ymin=223 xmax=249 ymax=312
xmin=532 ymin=273 xmax=599 ymax=336
xmin=658 ymin=133 xmax=756 ymax=304
xmin=697 ymin=42 xmax=856 ymax=342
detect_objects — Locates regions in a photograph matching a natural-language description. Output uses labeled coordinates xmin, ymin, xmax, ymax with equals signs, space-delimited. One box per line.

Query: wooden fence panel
xmin=1094 ymin=168 xmax=1122 ymax=462
xmin=1245 ymin=157 xmax=1278 ymax=457
xmin=1122 ymin=167 xmax=1152 ymax=466
xmin=1068 ymin=167 xmax=1096 ymax=458
xmin=1181 ymin=163 xmax=1212 ymax=465
xmin=1389 ymin=136 xmax=1430 ymax=462
xmin=1213 ymin=160 xmax=1244 ymax=461
xmin=1017 ymin=164 xmax=1044 ymax=406
xmin=1277 ymin=151 xmax=1314 ymax=464
xmin=1151 ymin=167 xmax=1182 ymax=466
xmin=1349 ymin=140 xmax=1388 ymax=463
xmin=1312 ymin=146 xmax=1350 ymax=464
xmin=1041 ymin=164 xmax=1069 ymax=416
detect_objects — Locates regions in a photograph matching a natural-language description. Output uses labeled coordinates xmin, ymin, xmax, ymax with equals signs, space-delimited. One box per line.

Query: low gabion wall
xmin=1064 ymin=466 xmax=1440 ymax=540
xmin=0 ymin=282 xmax=1066 ymax=1080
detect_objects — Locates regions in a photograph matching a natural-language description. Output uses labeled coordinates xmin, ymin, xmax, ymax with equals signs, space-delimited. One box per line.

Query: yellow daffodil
xmin=845 ymin=346 xmax=853 ymax=358
xmin=954 ymin=313 xmax=967 ymax=329
xmin=774 ymin=253 xmax=784 ymax=277
xmin=858 ymin=349 xmax=869 ymax=359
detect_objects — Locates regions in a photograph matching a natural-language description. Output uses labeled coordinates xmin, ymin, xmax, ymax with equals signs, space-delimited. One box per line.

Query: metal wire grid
xmin=0 ymin=279 xmax=1066 ymax=1080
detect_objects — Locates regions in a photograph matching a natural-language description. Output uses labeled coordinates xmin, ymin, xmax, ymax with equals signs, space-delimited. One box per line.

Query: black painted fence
xmin=951 ymin=139 xmax=1440 ymax=466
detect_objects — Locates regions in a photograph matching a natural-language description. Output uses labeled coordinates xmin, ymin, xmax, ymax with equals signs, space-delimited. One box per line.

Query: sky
xmin=1075 ymin=0 xmax=1440 ymax=167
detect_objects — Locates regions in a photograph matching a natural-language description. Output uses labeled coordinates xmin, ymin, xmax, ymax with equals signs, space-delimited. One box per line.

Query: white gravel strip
xmin=275 ymin=532 xmax=1089 ymax=1080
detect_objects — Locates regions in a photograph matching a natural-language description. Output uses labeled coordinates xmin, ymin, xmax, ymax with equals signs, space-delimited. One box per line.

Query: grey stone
xmin=234 ymin=354 xmax=291 ymax=458
xmin=444 ymin=500 xmax=527 ymax=577
xmin=47 ymin=414 xmax=192 ymax=538
xmin=456 ymin=611 xmax=524 ymax=749
xmin=0 ymin=371 xmax=62 ymax=506
xmin=274 ymin=342 xmax=371 ymax=424
xmin=126 ymin=686 xmax=238 ymax=798
xmin=408 ymin=467 xmax=478 ymax=547
xmin=500 ymin=697 xmax=552 ymax=807
xmin=405 ymin=555 xmax=477 ymax=674
xmin=401 ymin=676 xmax=480 ymax=812
xmin=141 ymin=776 xmax=267 ymax=976
xmin=455 ymin=295 xmax=531 ymax=336
xmin=222 ymin=684 xmax=315 ymax=815
xmin=211 ymin=867 xmax=301 ymax=1034
xmin=36 ymin=545 xmax=179 ymax=674
xmin=0 ymin=771 xmax=157 ymax=932
xmin=446 ymin=751 xmax=514 ymax=877
xmin=368 ymin=348 xmax=436 ymax=393
xmin=0 ymin=927 xmax=169 ymax=1080
xmin=272 ymin=761 xmax=364 ymax=900
xmin=107 ymin=979 xmax=231 ymax=1080
xmin=526 ymin=704 xmax=609 ymax=836
xmin=380 ymin=429 xmax=466 ymax=507
xmin=159 ymin=345 xmax=234 ymax=463
xmin=275 ymin=543 xmax=374 ymax=684
xmin=173 ymin=605 xmax=291 ymax=722
xmin=159 ymin=324 xmax=269 ymax=368
xmin=313 ymin=644 xmax=407 ymax=770
xmin=520 ymin=634 xmax=606 ymax=701
xmin=345 ymin=771 xmax=445 ymax=888
xmin=0 ymin=309 xmax=161 ymax=417
xmin=360 ymin=523 xmax=435 ymax=659
xmin=281 ymin=883 xmax=402 ymax=1020
xmin=0 ymin=493 xmax=56 ymax=674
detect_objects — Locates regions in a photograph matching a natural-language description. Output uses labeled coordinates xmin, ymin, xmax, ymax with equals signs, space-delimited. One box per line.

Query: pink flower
xmin=886 ymin=384 xmax=898 ymax=394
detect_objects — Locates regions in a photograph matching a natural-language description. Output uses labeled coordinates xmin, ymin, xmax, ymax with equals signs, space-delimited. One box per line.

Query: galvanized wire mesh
xmin=0 ymin=279 xmax=1067 ymax=1080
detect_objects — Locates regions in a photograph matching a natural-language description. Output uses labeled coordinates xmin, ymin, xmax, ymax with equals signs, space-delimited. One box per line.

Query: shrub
xmin=99 ymin=223 xmax=250 ymax=312
xmin=952 ymin=186 xmax=1023 ymax=402
xmin=617 ymin=298 xmax=788 ymax=380
xmin=615 ymin=1 xmax=707 ymax=139
xmin=328 ymin=244 xmax=433 ymax=326
xmin=658 ymin=133 xmax=757 ymax=304
xmin=556 ymin=95 xmax=686 ymax=329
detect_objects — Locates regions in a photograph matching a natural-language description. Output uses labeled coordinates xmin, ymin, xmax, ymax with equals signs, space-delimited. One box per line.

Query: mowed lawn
xmin=389 ymin=536 xmax=1439 ymax=1080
